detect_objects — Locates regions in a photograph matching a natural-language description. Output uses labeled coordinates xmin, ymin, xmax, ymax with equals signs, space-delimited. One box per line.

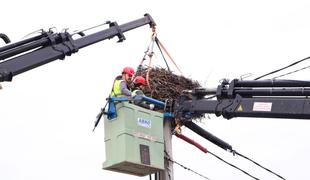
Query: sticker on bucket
xmin=137 ymin=118 xmax=151 ymax=128
xmin=133 ymin=131 xmax=156 ymax=141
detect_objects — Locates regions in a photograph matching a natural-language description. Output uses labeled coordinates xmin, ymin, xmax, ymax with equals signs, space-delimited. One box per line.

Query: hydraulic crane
xmin=170 ymin=78 xmax=310 ymax=152
xmin=2 ymin=13 xmax=309 ymax=179
xmin=0 ymin=14 xmax=155 ymax=82
xmin=174 ymin=78 xmax=310 ymax=120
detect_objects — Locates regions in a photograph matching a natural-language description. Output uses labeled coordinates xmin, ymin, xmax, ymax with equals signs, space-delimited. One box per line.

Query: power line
xmin=234 ymin=151 xmax=286 ymax=180
xmin=164 ymin=155 xmax=212 ymax=180
xmin=254 ymin=56 xmax=310 ymax=80
xmin=207 ymin=151 xmax=260 ymax=180
xmin=174 ymin=133 xmax=261 ymax=180
xmin=271 ymin=65 xmax=310 ymax=79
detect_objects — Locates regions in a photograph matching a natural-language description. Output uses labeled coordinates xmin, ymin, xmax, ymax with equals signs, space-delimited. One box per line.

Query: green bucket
xmin=103 ymin=102 xmax=164 ymax=176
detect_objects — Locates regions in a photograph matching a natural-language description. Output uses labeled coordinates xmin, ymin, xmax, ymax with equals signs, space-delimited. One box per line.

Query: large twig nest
xmin=137 ymin=67 xmax=201 ymax=101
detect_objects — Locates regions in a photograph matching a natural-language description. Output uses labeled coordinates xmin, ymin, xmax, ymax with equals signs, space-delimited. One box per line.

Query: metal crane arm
xmin=174 ymin=79 xmax=310 ymax=120
xmin=0 ymin=14 xmax=155 ymax=82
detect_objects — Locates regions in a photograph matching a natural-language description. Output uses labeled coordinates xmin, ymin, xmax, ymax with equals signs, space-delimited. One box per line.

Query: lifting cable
xmin=137 ymin=36 xmax=154 ymax=72
xmin=154 ymin=37 xmax=171 ymax=72
xmin=145 ymin=27 xmax=157 ymax=89
xmin=136 ymin=27 xmax=183 ymax=89
xmin=175 ymin=133 xmax=260 ymax=180
xmin=136 ymin=26 xmax=156 ymax=89
xmin=254 ymin=56 xmax=310 ymax=80
xmin=155 ymin=36 xmax=183 ymax=75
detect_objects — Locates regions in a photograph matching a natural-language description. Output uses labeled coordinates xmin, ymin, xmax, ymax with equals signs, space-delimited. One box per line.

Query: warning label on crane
xmin=236 ymin=104 xmax=243 ymax=112
xmin=253 ymin=102 xmax=272 ymax=112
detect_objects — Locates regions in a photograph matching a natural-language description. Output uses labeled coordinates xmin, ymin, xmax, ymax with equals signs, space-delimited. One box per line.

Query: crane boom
xmin=174 ymin=78 xmax=310 ymax=120
xmin=0 ymin=14 xmax=155 ymax=82
xmin=171 ymin=78 xmax=310 ymax=153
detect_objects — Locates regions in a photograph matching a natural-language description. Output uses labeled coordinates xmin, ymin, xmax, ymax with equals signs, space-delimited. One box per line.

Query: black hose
xmin=184 ymin=121 xmax=233 ymax=151
xmin=0 ymin=33 xmax=11 ymax=44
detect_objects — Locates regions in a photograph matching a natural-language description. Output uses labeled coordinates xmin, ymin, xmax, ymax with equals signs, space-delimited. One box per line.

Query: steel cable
xmin=254 ymin=56 xmax=310 ymax=80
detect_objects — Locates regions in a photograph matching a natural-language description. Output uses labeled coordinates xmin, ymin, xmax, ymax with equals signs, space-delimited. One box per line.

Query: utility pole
xmin=156 ymin=117 xmax=174 ymax=180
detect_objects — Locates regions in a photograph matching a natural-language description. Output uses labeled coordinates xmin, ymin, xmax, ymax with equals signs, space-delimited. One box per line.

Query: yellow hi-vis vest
xmin=132 ymin=89 xmax=143 ymax=96
xmin=110 ymin=79 xmax=124 ymax=97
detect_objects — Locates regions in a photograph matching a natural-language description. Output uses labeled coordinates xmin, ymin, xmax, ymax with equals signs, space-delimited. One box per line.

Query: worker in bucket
xmin=132 ymin=76 xmax=154 ymax=110
xmin=94 ymin=67 xmax=135 ymax=130
xmin=110 ymin=67 xmax=135 ymax=97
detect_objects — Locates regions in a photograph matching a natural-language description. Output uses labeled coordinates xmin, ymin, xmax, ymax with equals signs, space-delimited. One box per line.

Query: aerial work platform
xmin=103 ymin=102 xmax=164 ymax=176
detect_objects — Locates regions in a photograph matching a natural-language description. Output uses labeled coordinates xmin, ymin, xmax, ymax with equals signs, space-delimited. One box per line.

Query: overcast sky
xmin=1 ymin=1 xmax=310 ymax=180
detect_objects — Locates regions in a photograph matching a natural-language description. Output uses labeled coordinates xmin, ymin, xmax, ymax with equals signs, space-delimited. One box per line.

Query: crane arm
xmin=174 ymin=79 xmax=310 ymax=120
xmin=0 ymin=14 xmax=155 ymax=82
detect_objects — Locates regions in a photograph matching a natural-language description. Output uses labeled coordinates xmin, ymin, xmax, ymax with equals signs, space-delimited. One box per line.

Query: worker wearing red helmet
xmin=110 ymin=67 xmax=135 ymax=97
xmin=132 ymin=76 xmax=146 ymax=96
xmin=132 ymin=76 xmax=154 ymax=110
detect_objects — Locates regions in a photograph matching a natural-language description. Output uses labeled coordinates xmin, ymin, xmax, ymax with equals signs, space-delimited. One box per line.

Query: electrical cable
xmin=208 ymin=151 xmax=259 ymax=180
xmin=254 ymin=56 xmax=310 ymax=80
xmin=175 ymin=132 xmax=286 ymax=180
xmin=165 ymin=155 xmax=212 ymax=180
xmin=234 ymin=151 xmax=286 ymax=180
xmin=272 ymin=65 xmax=310 ymax=79
xmin=175 ymin=133 xmax=260 ymax=180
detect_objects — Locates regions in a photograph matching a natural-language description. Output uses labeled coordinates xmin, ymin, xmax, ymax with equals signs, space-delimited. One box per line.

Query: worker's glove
xmin=133 ymin=95 xmax=143 ymax=105
xmin=149 ymin=104 xmax=155 ymax=110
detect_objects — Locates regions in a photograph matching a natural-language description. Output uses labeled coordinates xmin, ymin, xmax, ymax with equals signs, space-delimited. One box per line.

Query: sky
xmin=1 ymin=0 xmax=310 ymax=180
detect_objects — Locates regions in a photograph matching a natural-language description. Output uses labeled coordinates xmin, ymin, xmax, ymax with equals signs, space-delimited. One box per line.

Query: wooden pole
xmin=156 ymin=117 xmax=174 ymax=180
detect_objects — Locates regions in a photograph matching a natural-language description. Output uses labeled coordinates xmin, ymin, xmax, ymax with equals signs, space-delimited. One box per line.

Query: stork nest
xmin=137 ymin=67 xmax=200 ymax=101
xmin=136 ymin=67 xmax=205 ymax=120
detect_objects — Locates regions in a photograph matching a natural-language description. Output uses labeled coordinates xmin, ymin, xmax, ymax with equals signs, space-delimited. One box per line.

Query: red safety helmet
xmin=122 ymin=67 xmax=135 ymax=76
xmin=133 ymin=76 xmax=146 ymax=85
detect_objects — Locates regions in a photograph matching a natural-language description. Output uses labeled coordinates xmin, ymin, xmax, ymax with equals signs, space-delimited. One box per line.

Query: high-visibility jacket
xmin=110 ymin=76 xmax=131 ymax=97
xmin=132 ymin=89 xmax=144 ymax=96
xmin=132 ymin=89 xmax=154 ymax=110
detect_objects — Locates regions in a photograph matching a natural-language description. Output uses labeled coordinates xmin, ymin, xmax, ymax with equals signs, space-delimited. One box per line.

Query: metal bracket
xmin=221 ymin=94 xmax=242 ymax=119
xmin=107 ymin=97 xmax=130 ymax=119
xmin=0 ymin=69 xmax=13 ymax=82
xmin=45 ymin=32 xmax=67 ymax=60
xmin=228 ymin=79 xmax=237 ymax=98
xmin=59 ymin=32 xmax=79 ymax=56
xmin=109 ymin=22 xmax=126 ymax=42
xmin=144 ymin=13 xmax=156 ymax=28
